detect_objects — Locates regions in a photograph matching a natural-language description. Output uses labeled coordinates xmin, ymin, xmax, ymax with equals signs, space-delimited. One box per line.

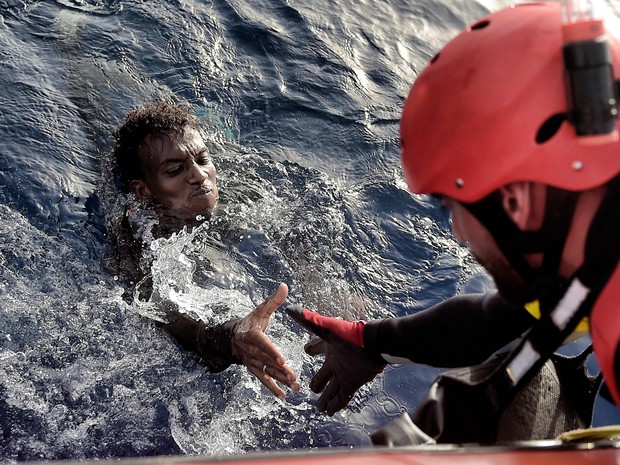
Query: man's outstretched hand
xmin=286 ymin=306 xmax=386 ymax=415
xmin=231 ymin=283 xmax=301 ymax=400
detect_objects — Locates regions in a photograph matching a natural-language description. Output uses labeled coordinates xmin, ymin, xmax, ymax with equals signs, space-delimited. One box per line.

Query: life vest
xmin=590 ymin=263 xmax=620 ymax=407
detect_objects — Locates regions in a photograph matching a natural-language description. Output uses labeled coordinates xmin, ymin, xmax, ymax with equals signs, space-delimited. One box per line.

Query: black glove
xmin=286 ymin=305 xmax=386 ymax=415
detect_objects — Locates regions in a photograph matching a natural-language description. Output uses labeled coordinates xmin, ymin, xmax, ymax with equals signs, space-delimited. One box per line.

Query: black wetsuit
xmin=363 ymin=291 xmax=536 ymax=367
xmin=109 ymin=210 xmax=244 ymax=373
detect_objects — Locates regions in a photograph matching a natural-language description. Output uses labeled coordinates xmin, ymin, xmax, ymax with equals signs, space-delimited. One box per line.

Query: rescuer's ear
xmin=499 ymin=182 xmax=545 ymax=231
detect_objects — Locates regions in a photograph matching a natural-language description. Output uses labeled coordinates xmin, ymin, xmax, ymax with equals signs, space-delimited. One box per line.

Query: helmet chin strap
xmin=463 ymin=186 xmax=580 ymax=312
xmin=450 ymin=175 xmax=620 ymax=420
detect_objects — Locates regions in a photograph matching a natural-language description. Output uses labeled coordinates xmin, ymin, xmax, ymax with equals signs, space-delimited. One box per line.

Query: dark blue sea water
xmin=1 ymin=0 xmax=620 ymax=461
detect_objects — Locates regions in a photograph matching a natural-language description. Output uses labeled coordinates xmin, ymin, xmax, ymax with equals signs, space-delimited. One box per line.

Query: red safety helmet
xmin=400 ymin=2 xmax=620 ymax=203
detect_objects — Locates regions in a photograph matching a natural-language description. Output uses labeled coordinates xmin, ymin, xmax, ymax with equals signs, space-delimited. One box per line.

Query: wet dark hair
xmin=113 ymin=100 xmax=200 ymax=192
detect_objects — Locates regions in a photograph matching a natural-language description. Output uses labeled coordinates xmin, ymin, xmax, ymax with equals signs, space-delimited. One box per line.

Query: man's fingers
xmin=256 ymin=371 xmax=286 ymax=401
xmin=304 ymin=336 xmax=326 ymax=356
xmin=254 ymin=283 xmax=289 ymax=320
xmin=271 ymin=282 xmax=288 ymax=305
xmin=248 ymin=362 xmax=301 ymax=399
xmin=243 ymin=331 xmax=288 ymax=365
xmin=309 ymin=362 xmax=333 ymax=393
xmin=316 ymin=378 xmax=344 ymax=415
xmin=265 ymin=363 xmax=298 ymax=386
xmin=326 ymin=388 xmax=351 ymax=416
xmin=234 ymin=283 xmax=301 ymax=401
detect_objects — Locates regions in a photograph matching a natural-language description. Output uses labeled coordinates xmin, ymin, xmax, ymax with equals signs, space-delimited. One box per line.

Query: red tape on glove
xmin=302 ymin=308 xmax=365 ymax=348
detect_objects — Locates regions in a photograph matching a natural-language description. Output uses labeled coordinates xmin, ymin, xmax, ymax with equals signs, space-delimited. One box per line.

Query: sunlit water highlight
xmin=1 ymin=0 xmax=618 ymax=461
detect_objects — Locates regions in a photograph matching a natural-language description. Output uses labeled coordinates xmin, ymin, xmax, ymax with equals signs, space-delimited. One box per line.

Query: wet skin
xmin=131 ymin=128 xmax=219 ymax=220
xmin=130 ymin=128 xmax=299 ymax=399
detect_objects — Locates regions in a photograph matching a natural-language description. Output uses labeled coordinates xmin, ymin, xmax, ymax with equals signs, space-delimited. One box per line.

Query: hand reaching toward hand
xmin=231 ymin=283 xmax=301 ymax=400
xmin=286 ymin=306 xmax=386 ymax=415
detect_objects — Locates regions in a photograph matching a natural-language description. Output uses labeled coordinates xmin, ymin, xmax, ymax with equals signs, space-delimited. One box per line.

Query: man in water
xmin=287 ymin=2 xmax=620 ymax=442
xmin=111 ymin=100 xmax=299 ymax=401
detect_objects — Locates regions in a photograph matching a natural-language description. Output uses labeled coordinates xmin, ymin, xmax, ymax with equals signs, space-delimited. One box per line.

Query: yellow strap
xmin=524 ymin=300 xmax=589 ymax=342
xmin=524 ymin=300 xmax=542 ymax=319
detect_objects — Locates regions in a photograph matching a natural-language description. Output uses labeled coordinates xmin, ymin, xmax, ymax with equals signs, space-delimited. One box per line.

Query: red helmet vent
xmin=470 ymin=20 xmax=490 ymax=31
xmin=536 ymin=113 xmax=568 ymax=144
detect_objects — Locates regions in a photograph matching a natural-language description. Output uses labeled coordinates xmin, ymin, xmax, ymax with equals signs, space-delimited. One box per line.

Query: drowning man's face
xmin=131 ymin=128 xmax=219 ymax=220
